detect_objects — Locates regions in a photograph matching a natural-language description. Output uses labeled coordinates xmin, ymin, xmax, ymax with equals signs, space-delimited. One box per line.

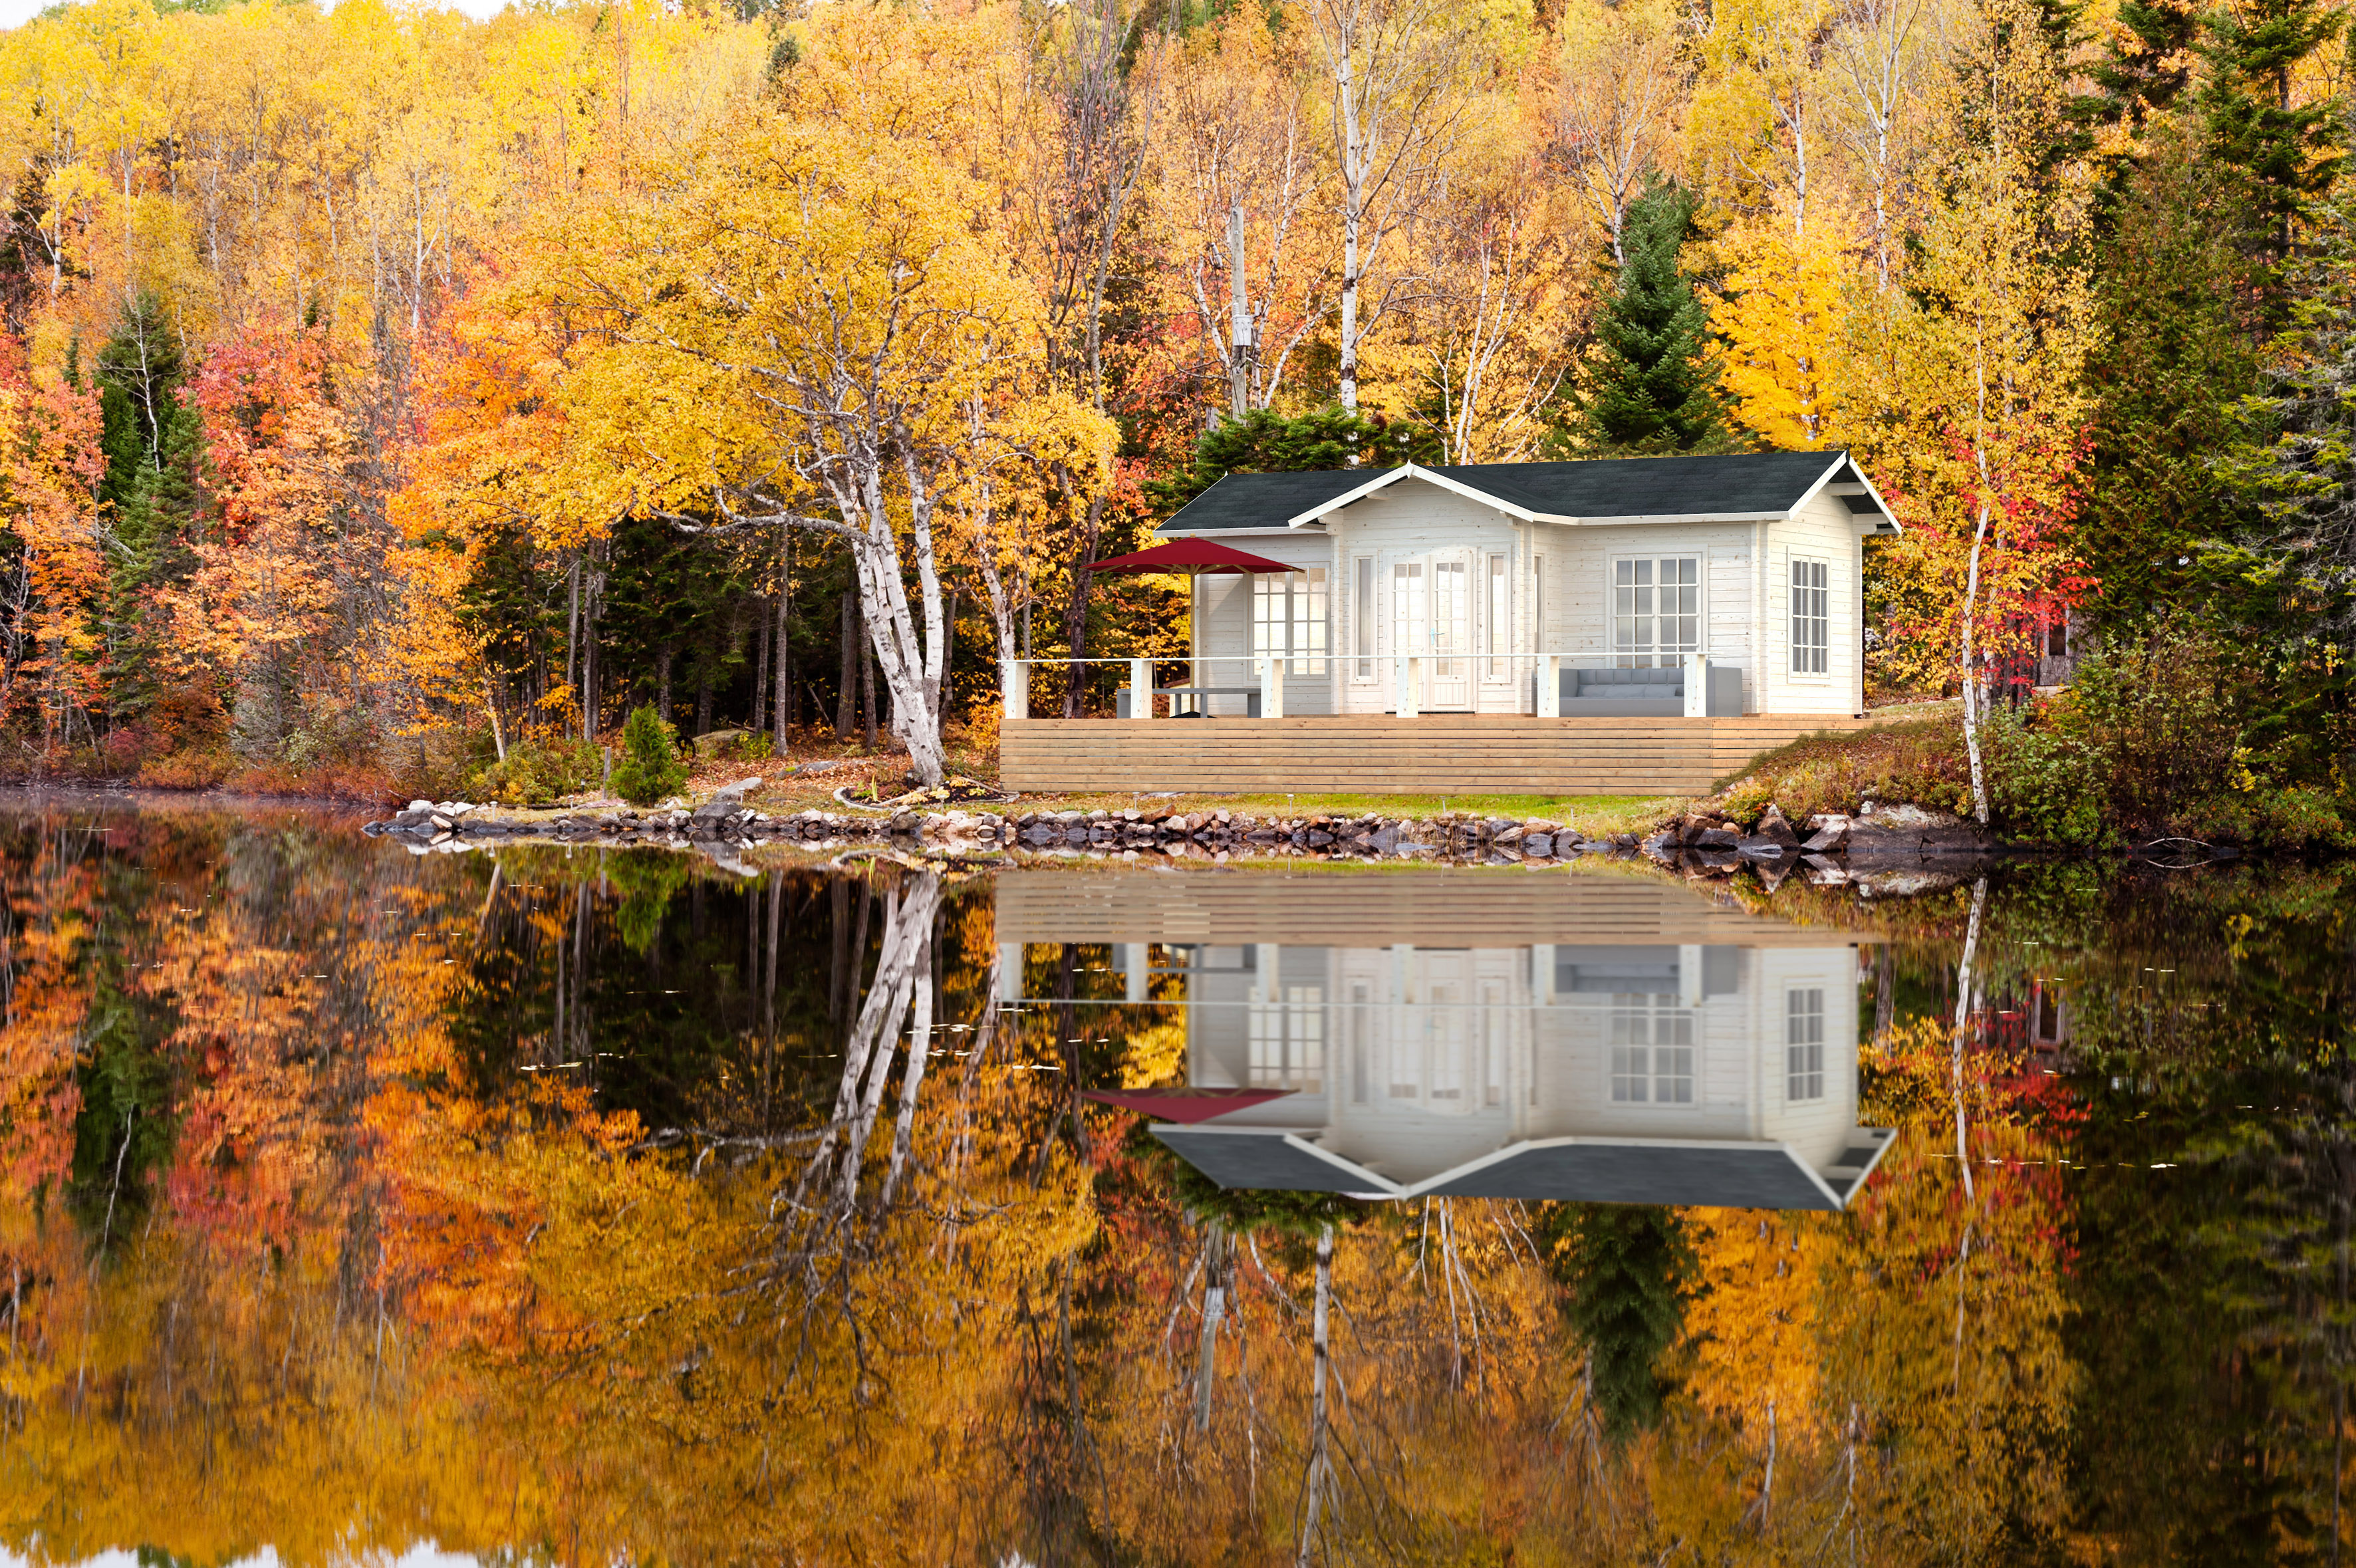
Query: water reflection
xmin=3 ymin=796 xmax=2355 ymax=1566
xmin=998 ymin=869 xmax=1894 ymax=1208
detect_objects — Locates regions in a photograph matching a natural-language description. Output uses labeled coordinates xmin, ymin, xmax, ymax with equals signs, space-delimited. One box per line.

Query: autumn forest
xmin=0 ymin=0 xmax=2349 ymax=795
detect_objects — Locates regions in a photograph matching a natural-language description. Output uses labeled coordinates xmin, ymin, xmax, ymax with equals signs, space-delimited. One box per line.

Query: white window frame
xmin=1609 ymin=554 xmax=1702 ymax=669
xmin=1785 ymin=986 xmax=1825 ymax=1101
xmin=1484 ymin=553 xmax=1511 ymax=682
xmin=1351 ymin=556 xmax=1377 ymax=681
xmin=1789 ymin=554 xmax=1831 ymax=679
xmin=1253 ymin=569 xmax=1329 ymax=676
xmin=1607 ymin=993 xmax=1695 ymax=1105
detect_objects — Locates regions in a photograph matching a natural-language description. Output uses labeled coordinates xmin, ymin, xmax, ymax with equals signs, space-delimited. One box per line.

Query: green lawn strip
xmin=974 ymin=790 xmax=1684 ymax=837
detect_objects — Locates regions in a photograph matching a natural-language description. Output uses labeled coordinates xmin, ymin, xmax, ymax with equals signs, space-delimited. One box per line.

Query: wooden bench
xmin=1116 ymin=685 xmax=1263 ymax=718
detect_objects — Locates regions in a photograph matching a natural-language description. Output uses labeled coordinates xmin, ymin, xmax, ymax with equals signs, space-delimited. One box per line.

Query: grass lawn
xmin=971 ymin=789 xmax=1682 ymax=837
xmin=647 ymin=732 xmax=1688 ymax=838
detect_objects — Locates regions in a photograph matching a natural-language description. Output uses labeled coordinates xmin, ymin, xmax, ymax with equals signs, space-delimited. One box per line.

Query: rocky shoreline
xmin=360 ymin=792 xmax=2007 ymax=876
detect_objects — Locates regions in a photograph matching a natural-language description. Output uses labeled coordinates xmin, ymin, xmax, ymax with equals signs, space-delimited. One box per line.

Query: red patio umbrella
xmin=1083 ymin=539 xmax=1297 ymax=574
xmin=1082 ymin=1087 xmax=1298 ymax=1123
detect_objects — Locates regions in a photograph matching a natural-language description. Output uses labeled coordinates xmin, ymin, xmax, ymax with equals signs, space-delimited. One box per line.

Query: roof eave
xmin=1548 ymin=510 xmax=1792 ymax=527
xmin=1161 ymin=522 xmax=1328 ymax=538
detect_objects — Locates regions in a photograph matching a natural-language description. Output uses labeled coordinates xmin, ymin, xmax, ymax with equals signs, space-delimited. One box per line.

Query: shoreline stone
xmin=360 ymin=801 xmax=1642 ymax=866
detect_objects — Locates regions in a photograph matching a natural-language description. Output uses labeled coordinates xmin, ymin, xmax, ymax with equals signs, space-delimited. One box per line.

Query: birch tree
xmin=1154 ymin=11 xmax=1334 ymax=412
xmin=1549 ymin=3 xmax=1686 ymax=266
xmin=1301 ymin=0 xmax=1471 ymax=412
xmin=543 ymin=114 xmax=1113 ymax=785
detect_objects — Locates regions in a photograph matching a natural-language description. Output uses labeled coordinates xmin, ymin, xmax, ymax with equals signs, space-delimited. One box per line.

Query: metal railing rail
xmin=1002 ymin=650 xmax=1723 ymax=720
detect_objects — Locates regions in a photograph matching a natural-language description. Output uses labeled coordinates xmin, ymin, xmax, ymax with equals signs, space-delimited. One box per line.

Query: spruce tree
xmin=1563 ymin=181 xmax=1734 ymax=457
xmin=1539 ymin=1202 xmax=1698 ymax=1440
xmin=2079 ymin=128 xmax=2266 ymax=634
xmin=2197 ymin=0 xmax=2342 ymax=311
xmin=1146 ymin=403 xmax=1426 ymax=518
xmin=608 ymin=704 xmax=690 ymax=805
xmin=92 ymin=291 xmax=203 ymax=732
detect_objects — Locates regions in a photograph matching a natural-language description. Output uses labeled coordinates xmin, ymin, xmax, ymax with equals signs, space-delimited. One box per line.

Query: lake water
xmin=3 ymin=795 xmax=2352 ymax=1565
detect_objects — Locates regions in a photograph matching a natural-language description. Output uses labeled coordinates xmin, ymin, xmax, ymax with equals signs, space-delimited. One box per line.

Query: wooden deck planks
xmin=1000 ymin=714 xmax=1875 ymax=795
xmin=994 ymin=866 xmax=1855 ymax=946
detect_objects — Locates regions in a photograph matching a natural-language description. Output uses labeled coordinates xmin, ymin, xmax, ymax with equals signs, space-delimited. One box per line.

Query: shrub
xmin=608 ymin=705 xmax=688 ymax=805
xmin=470 ymin=735 xmax=601 ymax=807
xmin=1984 ymin=703 xmax=2109 ymax=846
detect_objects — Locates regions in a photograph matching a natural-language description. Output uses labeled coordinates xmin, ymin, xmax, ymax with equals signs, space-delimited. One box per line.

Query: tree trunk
xmin=581 ymin=557 xmax=603 ymax=743
xmin=753 ymin=595 xmax=771 ymax=736
xmin=1296 ymin=1227 xmax=1336 ymax=1567
xmin=860 ymin=633 xmax=878 ymax=749
xmin=1962 ymin=352 xmax=1996 ymax=825
xmin=777 ymin=535 xmax=795 ymax=739
xmin=1060 ymin=487 xmax=1107 ymax=718
xmin=837 ymin=590 xmax=858 ymax=742
xmin=1194 ymin=1224 xmax=1231 ymax=1432
xmin=657 ymin=644 xmax=674 ymax=728
xmin=694 ymin=656 xmax=713 ymax=738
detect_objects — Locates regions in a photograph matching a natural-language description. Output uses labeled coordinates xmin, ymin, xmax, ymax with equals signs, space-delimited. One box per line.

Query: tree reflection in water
xmin=0 ymin=799 xmax=2352 ymax=1564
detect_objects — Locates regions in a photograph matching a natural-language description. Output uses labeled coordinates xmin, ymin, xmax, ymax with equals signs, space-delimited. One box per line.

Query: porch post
xmin=1683 ymin=652 xmax=1708 ymax=719
xmin=1129 ymin=658 xmax=1154 ymax=721
xmin=1260 ymin=654 xmax=1285 ymax=718
xmin=1396 ymin=656 xmax=1421 ymax=718
xmin=1537 ymin=654 xmax=1560 ymax=718
xmin=1003 ymin=659 xmax=1025 ymax=724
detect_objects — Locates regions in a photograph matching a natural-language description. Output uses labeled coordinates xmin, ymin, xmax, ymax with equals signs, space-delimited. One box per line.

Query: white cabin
xmin=1160 ymin=450 xmax=1900 ymax=719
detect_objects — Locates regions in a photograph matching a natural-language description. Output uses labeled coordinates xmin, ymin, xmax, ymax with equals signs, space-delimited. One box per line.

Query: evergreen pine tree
xmin=608 ymin=704 xmax=690 ymax=805
xmin=2080 ymin=128 xmax=2267 ymax=634
xmin=92 ymin=291 xmax=203 ymax=732
xmin=1538 ymin=1202 xmax=1699 ymax=1440
xmin=1146 ymin=404 xmax=1426 ymax=518
xmin=2196 ymin=0 xmax=2342 ymax=311
xmin=1562 ymin=181 xmax=1735 ymax=457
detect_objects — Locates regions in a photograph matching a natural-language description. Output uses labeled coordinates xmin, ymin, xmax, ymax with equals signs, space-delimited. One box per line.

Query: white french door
xmin=1387 ymin=551 xmax=1480 ymax=710
xmin=1427 ymin=551 xmax=1472 ymax=708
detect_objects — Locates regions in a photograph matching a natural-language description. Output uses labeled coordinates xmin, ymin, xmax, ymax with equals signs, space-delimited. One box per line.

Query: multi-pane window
xmin=1613 ymin=557 xmax=1700 ymax=668
xmin=1786 ymin=987 xmax=1825 ymax=1101
xmin=1790 ymin=557 xmax=1829 ymax=675
xmin=1253 ymin=569 xmax=1328 ymax=675
xmin=1247 ymin=983 xmax=1325 ymax=1089
xmin=1349 ymin=981 xmax=1373 ymax=1103
xmin=1392 ymin=560 xmax=1426 ymax=669
xmin=1486 ymin=554 xmax=1509 ymax=679
xmin=1431 ymin=558 xmax=1468 ymax=674
xmin=1609 ymin=994 xmax=1694 ymax=1103
xmin=1353 ymin=557 xmax=1376 ymax=678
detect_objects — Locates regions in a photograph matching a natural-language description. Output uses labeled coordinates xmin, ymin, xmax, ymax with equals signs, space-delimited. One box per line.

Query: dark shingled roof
xmin=1164 ymin=450 xmax=1879 ymax=533
xmin=1419 ymin=1144 xmax=1841 ymax=1210
xmin=1152 ymin=1128 xmax=1381 ymax=1194
xmin=1152 ymin=1127 xmax=1881 ymax=1212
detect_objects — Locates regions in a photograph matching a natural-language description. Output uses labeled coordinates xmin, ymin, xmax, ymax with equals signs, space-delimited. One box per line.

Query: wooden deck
xmin=994 ymin=865 xmax=1859 ymax=947
xmin=1000 ymin=713 xmax=1877 ymax=797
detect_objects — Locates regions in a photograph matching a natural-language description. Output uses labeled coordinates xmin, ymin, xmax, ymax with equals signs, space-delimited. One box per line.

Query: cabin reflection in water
xmin=996 ymin=868 xmax=1895 ymax=1212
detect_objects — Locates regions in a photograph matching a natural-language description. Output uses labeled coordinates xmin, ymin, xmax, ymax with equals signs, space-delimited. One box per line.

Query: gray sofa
xmin=1559 ymin=664 xmax=1743 ymax=716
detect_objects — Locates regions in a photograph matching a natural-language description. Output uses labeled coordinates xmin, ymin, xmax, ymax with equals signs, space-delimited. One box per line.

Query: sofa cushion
xmin=1573 ymin=666 xmax=1686 ymax=696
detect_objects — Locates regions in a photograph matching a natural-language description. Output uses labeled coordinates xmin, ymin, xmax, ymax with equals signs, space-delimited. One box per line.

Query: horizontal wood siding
xmin=1001 ymin=713 xmax=1876 ymax=795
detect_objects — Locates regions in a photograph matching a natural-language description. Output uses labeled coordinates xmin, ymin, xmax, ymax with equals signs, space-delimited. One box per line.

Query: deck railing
xmin=1001 ymin=651 xmax=1722 ymax=721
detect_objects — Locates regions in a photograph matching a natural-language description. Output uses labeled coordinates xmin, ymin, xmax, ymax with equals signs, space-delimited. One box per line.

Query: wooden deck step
xmin=1000 ymin=715 xmax=1873 ymax=797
